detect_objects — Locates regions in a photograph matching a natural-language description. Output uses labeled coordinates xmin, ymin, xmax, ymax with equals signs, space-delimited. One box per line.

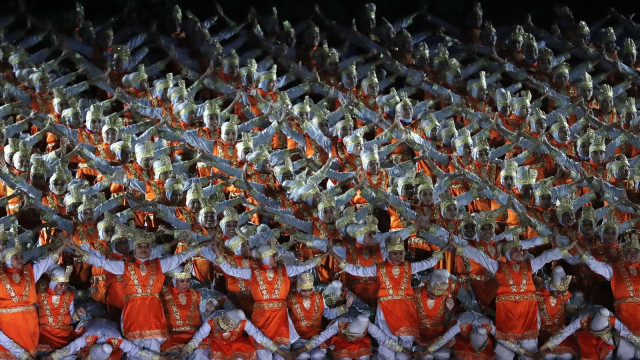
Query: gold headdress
xmin=220 ymin=208 xmax=239 ymax=228
xmin=534 ymin=180 xmax=552 ymax=197
xmin=240 ymin=132 xmax=254 ymax=151
xmin=386 ymin=235 xmax=405 ymax=252
xmin=30 ymin=157 xmax=47 ymax=175
xmin=218 ymin=311 xmax=239 ymax=331
xmin=623 ymin=38 xmax=637 ymax=54
xmin=501 ymin=159 xmax=518 ymax=178
xmin=360 ymin=144 xmax=379 ymax=164
xmin=578 ymin=72 xmax=593 ymax=89
xmin=131 ymin=229 xmax=154 ymax=248
xmin=103 ymin=114 xmax=123 ymax=132
xmin=472 ymin=135 xmax=490 ymax=153
xmin=579 ymin=205 xmax=596 ymax=223
xmin=576 ymin=21 xmax=589 ymax=36
xmin=556 ymin=196 xmax=574 ymax=217
xmin=98 ymin=212 xmax=116 ymax=232
xmin=589 ymin=136 xmax=606 ymax=152
xmin=623 ymin=234 xmax=640 ymax=251
xmin=186 ymin=182 xmax=204 ymax=206
xmin=297 ymin=272 xmax=315 ymax=290
xmin=203 ymin=100 xmax=220 ymax=117
xmin=64 ymin=187 xmax=83 ymax=207
xmin=416 ymin=174 xmax=434 ymax=192
xmin=553 ymin=62 xmax=570 ymax=76
xmin=153 ymin=155 xmax=172 ymax=174
xmin=51 ymin=266 xmax=73 ymax=283
xmin=523 ymin=33 xmax=537 ymax=48
xmin=602 ymin=27 xmax=616 ymax=43
xmin=2 ymin=239 xmax=22 ymax=262
xmin=317 ymin=192 xmax=336 ymax=212
xmin=511 ymin=26 xmax=525 ymax=42
xmin=501 ymin=239 xmax=522 ymax=256
xmin=597 ymin=84 xmax=613 ymax=100
xmin=352 ymin=215 xmax=378 ymax=239
xmin=223 ymin=50 xmax=240 ymax=65
xmin=439 ymin=192 xmax=456 ymax=209
xmin=165 ymin=175 xmax=184 ymax=193
xmin=221 ymin=114 xmax=239 ymax=132
xmin=539 ymin=46 xmax=554 ymax=61
xmin=454 ymin=128 xmax=473 ymax=148
xmin=168 ymin=263 xmax=193 ymax=279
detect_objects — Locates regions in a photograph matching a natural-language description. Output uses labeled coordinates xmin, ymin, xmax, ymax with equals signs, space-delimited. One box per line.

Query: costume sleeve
xmin=368 ymin=323 xmax=406 ymax=352
xmin=530 ymin=248 xmax=564 ymax=272
xmin=32 ymin=255 xmax=56 ymax=281
xmin=245 ymin=320 xmax=281 ymax=353
xmin=0 ymin=329 xmax=28 ymax=359
xmin=87 ymin=252 xmax=126 ymax=275
xmin=411 ymin=251 xmax=444 ymax=273
xmin=427 ymin=321 xmax=462 ymax=353
xmin=218 ymin=260 xmax=252 ymax=280
xmin=50 ymin=334 xmax=88 ymax=359
xmin=461 ymin=246 xmax=499 ymax=274
xmin=160 ymin=247 xmax=199 ymax=272
xmin=343 ymin=263 xmax=377 ymax=277
xmin=543 ymin=315 xmax=583 ymax=350
xmin=309 ymin=321 xmax=340 ymax=349
xmin=584 ymin=255 xmax=614 ymax=280
xmin=183 ymin=320 xmax=212 ymax=353
xmin=286 ymin=257 xmax=325 ymax=277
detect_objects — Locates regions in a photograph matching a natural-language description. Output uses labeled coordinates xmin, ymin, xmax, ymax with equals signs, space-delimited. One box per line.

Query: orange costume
xmin=36 ymin=283 xmax=77 ymax=352
xmin=160 ymin=286 xmax=202 ymax=353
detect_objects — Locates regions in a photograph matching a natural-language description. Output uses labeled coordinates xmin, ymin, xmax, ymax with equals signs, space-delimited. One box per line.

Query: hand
xmin=445 ymin=296 xmax=455 ymax=310
xmin=277 ymin=349 xmax=295 ymax=360
xmin=345 ymin=293 xmax=355 ymax=308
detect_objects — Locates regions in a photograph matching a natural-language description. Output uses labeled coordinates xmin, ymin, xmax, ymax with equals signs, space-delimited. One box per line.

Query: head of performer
xmin=416 ymin=175 xmax=434 ymax=206
xmin=574 ymin=21 xmax=590 ymax=47
xmin=548 ymin=265 xmax=571 ymax=298
xmin=440 ymin=192 xmax=458 ymax=220
xmin=512 ymin=91 xmax=532 ymax=119
xmin=78 ymin=194 xmax=99 ymax=224
xmin=303 ymin=21 xmax=320 ymax=49
xmin=198 ymin=200 xmax=217 ymax=230
xmin=474 ymin=212 xmax=496 ymax=242
xmin=454 ymin=129 xmax=473 ymax=158
xmin=601 ymin=27 xmax=617 ymax=53
xmin=220 ymin=208 xmax=239 ymax=237
xmin=297 ymin=272 xmax=315 ymax=299
xmin=553 ymin=62 xmax=570 ymax=88
xmin=247 ymin=146 xmax=270 ymax=173
xmin=509 ymin=26 xmax=524 ymax=53
xmin=460 ymin=212 xmax=477 ymax=240
xmin=154 ymin=73 xmax=174 ymax=101
xmin=597 ymin=84 xmax=614 ymax=114
xmin=341 ymin=63 xmax=358 ymax=90
xmin=350 ymin=215 xmax=378 ymax=247
xmin=576 ymin=72 xmax=594 ymax=103
xmin=588 ymin=136 xmax=606 ymax=165
xmin=225 ymin=234 xmax=250 ymax=258
xmin=503 ymin=240 xmax=525 ymax=263
xmin=176 ymin=101 xmax=197 ymax=126
xmin=202 ymin=100 xmax=221 ymax=130
xmin=621 ymin=38 xmax=637 ymax=67
xmin=345 ymin=315 xmax=371 ymax=339
xmin=386 ymin=235 xmax=406 ymax=265
xmin=620 ymin=97 xmax=637 ymax=128
xmin=29 ymin=156 xmax=47 ymax=190
xmin=556 ymin=197 xmax=575 ymax=227
xmin=357 ymin=3 xmax=376 ymax=34
xmin=471 ymin=136 xmax=490 ymax=165
xmin=186 ymin=183 xmax=204 ymax=214
xmin=168 ymin=263 xmax=193 ymax=292
xmin=30 ymin=70 xmax=51 ymax=93
xmin=123 ymin=64 xmax=149 ymax=92
xmin=578 ymin=206 xmax=595 ymax=237
xmin=49 ymin=266 xmax=73 ymax=295
xmin=420 ymin=112 xmax=439 ymax=140
xmin=608 ymin=154 xmax=631 ymax=181
xmin=623 ymin=235 xmax=640 ymax=265
xmin=414 ymin=42 xmax=430 ymax=71
xmin=254 ymin=244 xmax=279 ymax=268
xmin=576 ymin=129 xmax=593 ymax=160
xmin=599 ymin=217 xmax=618 ymax=245
xmin=111 ymin=224 xmax=130 ymax=255
xmin=522 ymin=33 xmax=538 ymax=62
xmin=481 ymin=21 xmax=496 ymax=47
xmin=62 ymin=104 xmax=83 ymax=129
xmin=130 ymin=230 xmax=153 ymax=260
xmin=135 ymin=141 xmax=155 ymax=170
xmin=11 ymin=141 xmax=30 ymax=172
xmin=216 ymin=309 xmax=246 ymax=333
xmin=98 ymin=213 xmax=116 ymax=242
xmin=258 ymin=65 xmax=279 ymax=93
xmin=111 ymin=133 xmax=133 ymax=164
xmin=101 ymin=115 xmax=121 ymax=145
xmin=495 ymin=88 xmax=512 ymax=116
xmin=221 ymin=115 xmax=239 ymax=144
xmin=317 ymin=193 xmax=337 ymax=224
xmin=467 ymin=71 xmax=487 ymax=101
xmin=280 ymin=21 xmax=296 ymax=47
xmin=537 ymin=46 xmax=554 ymax=74
xmin=164 ymin=176 xmax=184 ymax=205
xmin=223 ymin=50 xmax=240 ymax=79
xmin=85 ymin=104 xmax=103 ymax=133
xmin=64 ymin=186 xmax=84 ymax=216
xmin=360 ymin=145 xmax=379 ymax=175
xmin=322 ymin=280 xmax=345 ymax=307
xmin=534 ymin=180 xmax=553 ymax=209
xmin=240 ymin=59 xmax=258 ymax=88
xmin=427 ymin=269 xmax=450 ymax=298
xmin=153 ymin=155 xmax=173 ymax=182
xmin=110 ymin=43 xmax=128 ymax=73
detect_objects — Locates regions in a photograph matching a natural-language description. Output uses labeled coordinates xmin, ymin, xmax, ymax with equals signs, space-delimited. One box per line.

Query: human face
xmin=366 ymin=160 xmax=379 ymax=175
xmin=67 ymin=202 xmax=81 ymax=217
xmin=240 ymin=241 xmax=250 ymax=257
xmin=580 ymin=220 xmax=594 ymax=236
xmin=168 ymin=190 xmax=183 ymax=205
xmin=388 ymin=250 xmax=405 ymax=265
xmin=555 ymin=74 xmax=568 ymax=87
xmin=119 ymin=147 xmax=132 ymax=163
xmin=509 ymin=246 xmax=525 ymax=262
xmin=460 ymin=144 xmax=472 ymax=157
xmin=81 ymin=208 xmax=95 ymax=223
xmin=240 ymin=147 xmax=252 ymax=161
xmin=419 ymin=189 xmax=434 ymax=205
xmin=624 ymin=248 xmax=640 ymax=265
xmin=318 ymin=122 xmax=329 ymax=136
xmin=523 ymin=44 xmax=538 ymax=60
xmin=175 ymin=278 xmax=191 ymax=292
xmin=227 ymin=63 xmax=239 ymax=78
xmin=267 ymin=78 xmax=277 ymax=92
xmin=518 ymin=105 xmax=531 ymax=119
xmin=599 ymin=97 xmax=613 ymax=113
xmin=114 ymin=238 xmax=129 ymax=254
xmin=205 ymin=113 xmax=220 ymax=130
xmin=10 ymin=253 xmax=24 ymax=270
xmin=602 ymin=226 xmax=617 ymax=245
xmin=401 ymin=184 xmax=415 ymax=199
xmin=321 ymin=206 xmax=336 ymax=224
xmin=578 ymin=86 xmax=593 ymax=103
xmin=462 ymin=223 xmax=477 ymax=239
xmin=102 ymin=226 xmax=116 ymax=242
xmin=475 ymin=149 xmax=489 ymax=164
xmin=363 ymin=231 xmax=376 ymax=246
xmin=557 ymin=127 xmax=569 ymax=142
xmin=306 ymin=29 xmax=319 ymax=48
xmin=222 ymin=128 xmax=237 ymax=144
xmin=502 ymin=175 xmax=515 ymax=189
xmin=299 ymin=289 xmax=313 ymax=298
xmin=478 ymin=224 xmax=495 ymax=241
xmin=534 ymin=118 xmax=547 ymax=133
xmin=578 ymin=142 xmax=590 ymax=158
xmin=54 ymin=282 xmax=69 ymax=295
xmin=14 ymin=155 xmax=29 ymax=172
xmin=351 ymin=143 xmax=363 ymax=156
xmin=268 ymin=254 xmax=278 ymax=267
xmin=401 ymin=104 xmax=413 ymax=119
xmin=157 ymin=171 xmax=171 ymax=182
xmin=104 ymin=129 xmax=117 ymax=144
xmin=561 ymin=211 xmax=575 ymax=226
xmin=366 ymin=82 xmax=379 ymax=96
xmin=188 ymin=199 xmax=201 ymax=213
xmin=590 ymin=150 xmax=605 ymax=164
xmin=520 ymin=184 xmax=533 ymax=198
xmin=498 ymin=104 xmax=511 ymax=116
xmin=476 ymin=87 xmax=487 ymax=101
xmin=617 ymin=166 xmax=630 ymax=180
xmin=68 ymin=112 xmax=82 ymax=128
xmin=339 ymin=125 xmax=354 ymax=139
xmin=482 ymin=29 xmax=496 ymax=47
xmin=140 ymin=157 xmax=153 ymax=170
xmin=224 ymin=220 xmax=238 ymax=237
xmin=135 ymin=242 xmax=151 ymax=259
xmin=538 ymin=194 xmax=552 ymax=209
xmin=538 ymin=58 xmax=552 ymax=73
xmin=38 ymin=76 xmax=50 ymax=93
xmin=30 ymin=173 xmax=46 ymax=190
xmin=88 ymin=117 xmax=102 ymax=132
xmin=201 ymin=211 xmax=217 ymax=228
xmin=343 ymin=72 xmax=357 ymax=89
xmin=443 ymin=204 xmax=457 ymax=220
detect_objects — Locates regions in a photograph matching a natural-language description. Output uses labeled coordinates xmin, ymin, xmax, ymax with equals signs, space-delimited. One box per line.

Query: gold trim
xmin=0 ymin=304 xmax=36 ymax=313
xmin=253 ymin=301 xmax=287 ymax=310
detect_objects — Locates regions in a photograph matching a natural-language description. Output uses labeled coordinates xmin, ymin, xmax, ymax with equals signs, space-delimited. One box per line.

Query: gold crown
xmin=98 ymin=213 xmax=116 ymax=232
xmin=342 ymin=61 xmax=357 ymax=76
xmin=579 ymin=205 xmax=596 ymax=223
xmin=534 ymin=180 xmax=552 ymax=197
xmin=496 ymin=89 xmax=512 ymax=107
xmin=472 ymin=136 xmax=490 ymax=153
xmin=240 ymin=132 xmax=254 ymax=150
xmin=523 ymin=33 xmax=537 ymax=47
xmin=454 ymin=129 xmax=473 ymax=148
xmin=169 ymin=262 xmax=193 ymax=279
xmin=415 ymin=42 xmax=429 ymax=62
xmin=186 ymin=182 xmax=204 ymax=205
xmin=475 ymin=210 xmax=497 ymax=227
xmin=165 ymin=175 xmax=184 ymax=192
xmin=556 ymin=196 xmax=574 ymax=217
xmin=258 ymin=246 xmax=278 ymax=260
xmin=576 ymin=128 xmax=595 ymax=146
xmin=550 ymin=114 xmax=569 ymax=133
xmin=274 ymin=157 xmax=294 ymax=177
xmin=429 ymin=281 xmax=449 ymax=296
xmin=111 ymin=223 xmax=131 ymax=242
xmin=64 ymin=187 xmax=83 ymax=206
xmin=602 ymin=27 xmax=616 ymax=43
xmin=589 ymin=136 xmax=606 ymax=152
xmin=386 ymin=235 xmax=405 ymax=252
xmin=511 ymin=26 xmax=525 ymax=41
xmin=460 ymin=211 xmax=476 ymax=228
xmin=416 ymin=174 xmax=434 ymax=192
xmin=554 ymin=62 xmax=570 ymax=76
xmin=135 ymin=141 xmax=154 ymax=158
xmin=178 ymin=102 xmax=197 ymax=119
xmin=131 ymin=229 xmax=154 ymax=248
xmin=223 ymin=50 xmax=239 ymax=65
xmin=225 ymin=234 xmax=247 ymax=252
xmin=343 ymin=133 xmax=363 ymax=150
xmin=297 ymin=272 xmax=314 ymax=290
xmin=222 ymin=114 xmax=239 ymax=132
xmin=539 ymin=46 xmax=554 ymax=60
xmin=352 ymin=215 xmax=378 ymax=238
xmin=624 ymin=38 xmax=637 ymax=54
xmin=203 ymin=100 xmax=220 ymax=117
xmin=294 ymin=96 xmax=311 ymax=113
xmin=155 ymin=72 xmax=174 ymax=92
xmin=501 ymin=159 xmax=518 ymax=178
xmin=3 ymin=239 xmax=22 ymax=262
xmin=30 ymin=157 xmax=47 ymax=174
xmin=220 ymin=208 xmax=239 ymax=226
xmin=624 ymin=234 xmax=640 ymax=251
xmin=598 ymin=84 xmax=614 ymax=100
xmin=439 ymin=192 xmax=456 ymax=209
xmin=550 ymin=275 xmax=572 ymax=291
xmin=51 ymin=266 xmax=73 ymax=283
xmin=576 ymin=21 xmax=589 ymax=35
xmin=471 ymin=71 xmax=486 ymax=90
xmin=317 ymin=192 xmax=336 ymax=212
xmin=218 ymin=312 xmax=238 ymax=331
xmin=578 ymin=72 xmax=593 ymax=89
xmin=501 ymin=239 xmax=522 ymax=255
xmin=103 ymin=114 xmax=123 ymax=131
xmin=361 ymin=144 xmax=379 ymax=164
xmin=153 ymin=155 xmax=173 ymax=174
xmin=130 ymin=64 xmax=147 ymax=85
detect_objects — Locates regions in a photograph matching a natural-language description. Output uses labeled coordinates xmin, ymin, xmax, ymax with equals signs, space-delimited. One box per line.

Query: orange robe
xmin=250 ymin=265 xmax=291 ymax=347
xmin=37 ymin=285 xmax=76 ymax=352
xmin=453 ymin=240 xmax=499 ymax=311
xmin=0 ymin=265 xmax=40 ymax=354
xmin=344 ymin=242 xmax=382 ymax=308
xmin=376 ymin=261 xmax=418 ymax=337
xmin=495 ymin=260 xmax=539 ymax=341
xmin=160 ymin=287 xmax=202 ymax=353
xmin=576 ymin=316 xmax=617 ymax=360
xmin=287 ymin=292 xmax=324 ymax=340
xmin=329 ymin=322 xmax=372 ymax=359
xmin=221 ymin=255 xmax=254 ymax=316
xmin=121 ymin=259 xmax=168 ymax=340
xmin=414 ymin=287 xmax=454 ymax=346
xmin=611 ymin=262 xmax=640 ymax=335
xmin=536 ymin=288 xmax=577 ymax=355
xmin=69 ymin=222 xmax=99 ymax=289
xmin=206 ymin=317 xmax=256 ymax=360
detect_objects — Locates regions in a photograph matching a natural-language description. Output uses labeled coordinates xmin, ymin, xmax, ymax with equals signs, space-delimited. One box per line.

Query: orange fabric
xmin=330 ymin=322 xmax=372 ymax=359
xmin=576 ymin=316 xmax=617 ymax=360
xmin=222 ymin=255 xmax=254 ymax=316
xmin=160 ymin=287 xmax=202 ymax=352
xmin=207 ymin=318 xmax=256 ymax=360
xmin=376 ymin=261 xmax=418 ymax=337
xmin=287 ymin=292 xmax=324 ymax=339
xmin=37 ymin=286 xmax=76 ymax=351
xmin=70 ymin=222 xmax=100 ymax=289
xmin=250 ymin=265 xmax=291 ymax=346
xmin=0 ymin=265 xmax=39 ymax=353
xmin=611 ymin=262 xmax=640 ymax=335
xmin=121 ymin=259 xmax=168 ymax=339
xmin=344 ymin=242 xmax=382 ymax=308
xmin=495 ymin=260 xmax=538 ymax=341
xmin=414 ymin=287 xmax=449 ymax=345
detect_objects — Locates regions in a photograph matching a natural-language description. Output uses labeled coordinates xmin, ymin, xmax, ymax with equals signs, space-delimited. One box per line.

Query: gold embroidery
xmin=0 ymin=266 xmax=33 ymax=302
xmin=289 ymin=294 xmax=322 ymax=328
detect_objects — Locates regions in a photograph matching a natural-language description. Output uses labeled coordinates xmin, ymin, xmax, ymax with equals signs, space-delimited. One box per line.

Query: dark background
xmin=5 ymin=0 xmax=640 ymax=37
